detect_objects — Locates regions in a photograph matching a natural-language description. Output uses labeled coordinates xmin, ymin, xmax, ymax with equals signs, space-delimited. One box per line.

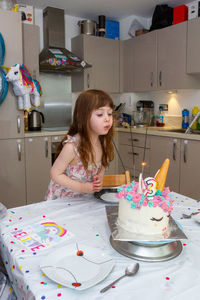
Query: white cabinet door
xmin=180 ymin=139 xmax=200 ymax=200
xmin=0 ymin=139 xmax=26 ymax=208
xmin=150 ymin=135 xmax=180 ymax=193
xmin=0 ymin=9 xmax=24 ymax=139
xmin=25 ymin=137 xmax=51 ymax=204
xmin=71 ymin=35 xmax=120 ymax=93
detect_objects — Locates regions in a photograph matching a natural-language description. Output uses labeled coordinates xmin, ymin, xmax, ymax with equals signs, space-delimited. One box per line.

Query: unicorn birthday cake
xmin=117 ymin=159 xmax=174 ymax=236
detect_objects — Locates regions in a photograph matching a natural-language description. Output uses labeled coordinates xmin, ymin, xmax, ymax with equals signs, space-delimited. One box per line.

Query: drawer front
xmin=51 ymin=135 xmax=66 ymax=143
xmin=118 ymin=144 xmax=150 ymax=173
xmin=118 ymin=132 xmax=150 ymax=148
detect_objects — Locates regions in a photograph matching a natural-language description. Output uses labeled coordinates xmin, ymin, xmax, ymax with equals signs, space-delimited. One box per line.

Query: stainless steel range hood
xmin=39 ymin=7 xmax=91 ymax=74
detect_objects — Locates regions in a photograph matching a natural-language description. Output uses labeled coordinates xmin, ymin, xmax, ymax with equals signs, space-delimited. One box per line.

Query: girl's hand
xmin=93 ymin=175 xmax=103 ymax=192
xmin=82 ymin=182 xmax=94 ymax=194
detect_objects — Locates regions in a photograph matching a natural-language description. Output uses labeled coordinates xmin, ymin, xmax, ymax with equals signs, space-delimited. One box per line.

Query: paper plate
xmin=40 ymin=242 xmax=114 ymax=290
xmin=94 ymin=188 xmax=118 ymax=204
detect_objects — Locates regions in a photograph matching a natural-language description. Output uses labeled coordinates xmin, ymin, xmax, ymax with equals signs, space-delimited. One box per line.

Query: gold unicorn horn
xmin=155 ymin=158 xmax=170 ymax=191
xmin=0 ymin=65 xmax=11 ymax=71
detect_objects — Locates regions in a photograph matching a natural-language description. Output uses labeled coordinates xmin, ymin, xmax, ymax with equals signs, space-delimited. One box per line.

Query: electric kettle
xmin=28 ymin=110 xmax=45 ymax=131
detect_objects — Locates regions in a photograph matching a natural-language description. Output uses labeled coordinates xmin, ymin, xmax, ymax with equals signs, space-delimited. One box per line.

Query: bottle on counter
xmin=155 ymin=107 xmax=165 ymax=127
xmin=191 ymin=106 xmax=199 ymax=129
xmin=197 ymin=115 xmax=200 ymax=130
xmin=182 ymin=109 xmax=189 ymax=129
xmin=98 ymin=15 xmax=106 ymax=37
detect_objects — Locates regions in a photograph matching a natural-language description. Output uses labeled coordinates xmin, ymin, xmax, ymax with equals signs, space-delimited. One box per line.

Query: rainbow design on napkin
xmin=41 ymin=222 xmax=67 ymax=237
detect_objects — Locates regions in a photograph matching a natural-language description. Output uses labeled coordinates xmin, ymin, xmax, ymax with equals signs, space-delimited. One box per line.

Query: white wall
xmin=120 ymin=14 xmax=151 ymax=40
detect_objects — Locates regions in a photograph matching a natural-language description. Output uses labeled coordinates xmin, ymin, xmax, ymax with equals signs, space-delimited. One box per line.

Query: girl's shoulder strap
xmin=62 ymin=135 xmax=80 ymax=157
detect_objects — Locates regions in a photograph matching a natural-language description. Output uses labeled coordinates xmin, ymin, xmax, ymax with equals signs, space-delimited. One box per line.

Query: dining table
xmin=0 ymin=191 xmax=200 ymax=300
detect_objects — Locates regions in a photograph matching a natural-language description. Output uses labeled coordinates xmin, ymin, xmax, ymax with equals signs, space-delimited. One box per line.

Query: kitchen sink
xmin=166 ymin=128 xmax=187 ymax=133
xmin=166 ymin=128 xmax=200 ymax=134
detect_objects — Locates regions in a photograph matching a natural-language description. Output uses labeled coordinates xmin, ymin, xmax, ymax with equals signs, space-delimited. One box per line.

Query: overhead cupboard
xmin=122 ymin=21 xmax=200 ymax=92
xmin=71 ymin=18 xmax=200 ymax=93
xmin=71 ymin=34 xmax=120 ymax=93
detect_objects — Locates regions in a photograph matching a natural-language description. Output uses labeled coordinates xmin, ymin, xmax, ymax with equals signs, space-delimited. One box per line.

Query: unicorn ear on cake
xmin=154 ymin=158 xmax=170 ymax=192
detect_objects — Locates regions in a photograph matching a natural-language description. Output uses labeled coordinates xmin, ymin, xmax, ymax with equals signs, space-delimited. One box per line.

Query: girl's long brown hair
xmin=56 ymin=89 xmax=114 ymax=170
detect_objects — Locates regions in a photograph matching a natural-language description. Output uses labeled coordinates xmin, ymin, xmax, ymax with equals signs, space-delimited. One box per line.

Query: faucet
xmin=185 ymin=111 xmax=200 ymax=134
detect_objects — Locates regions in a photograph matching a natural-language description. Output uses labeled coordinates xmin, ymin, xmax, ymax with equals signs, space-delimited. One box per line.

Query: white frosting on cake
xmin=116 ymin=181 xmax=174 ymax=236
xmin=118 ymin=197 xmax=169 ymax=235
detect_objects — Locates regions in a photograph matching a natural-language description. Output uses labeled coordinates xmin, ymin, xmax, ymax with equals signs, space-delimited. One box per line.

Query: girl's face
xmin=89 ymin=105 xmax=113 ymax=136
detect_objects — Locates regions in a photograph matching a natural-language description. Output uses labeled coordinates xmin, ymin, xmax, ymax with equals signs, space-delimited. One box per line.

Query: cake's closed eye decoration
xmin=150 ymin=217 xmax=163 ymax=222
xmin=117 ymin=158 xmax=174 ymax=236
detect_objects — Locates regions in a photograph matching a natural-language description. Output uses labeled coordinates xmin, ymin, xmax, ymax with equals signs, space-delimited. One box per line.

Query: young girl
xmin=45 ymin=89 xmax=114 ymax=200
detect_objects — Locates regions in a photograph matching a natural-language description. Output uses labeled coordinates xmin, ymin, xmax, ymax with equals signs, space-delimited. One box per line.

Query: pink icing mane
xmin=116 ymin=181 xmax=174 ymax=214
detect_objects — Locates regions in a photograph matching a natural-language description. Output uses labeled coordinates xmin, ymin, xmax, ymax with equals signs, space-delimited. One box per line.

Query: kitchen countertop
xmin=116 ymin=126 xmax=200 ymax=141
xmin=24 ymin=126 xmax=200 ymax=141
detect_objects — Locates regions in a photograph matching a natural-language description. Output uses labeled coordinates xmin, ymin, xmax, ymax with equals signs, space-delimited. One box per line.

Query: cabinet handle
xmin=17 ymin=142 xmax=21 ymax=161
xmin=17 ymin=116 xmax=21 ymax=134
xmin=183 ymin=140 xmax=188 ymax=163
xmin=159 ymin=71 xmax=162 ymax=86
xmin=45 ymin=140 xmax=48 ymax=158
xmin=128 ymin=152 xmax=139 ymax=156
xmin=150 ymin=72 xmax=153 ymax=87
xmin=173 ymin=139 xmax=177 ymax=161
xmin=128 ymin=138 xmax=139 ymax=142
xmin=87 ymin=73 xmax=90 ymax=88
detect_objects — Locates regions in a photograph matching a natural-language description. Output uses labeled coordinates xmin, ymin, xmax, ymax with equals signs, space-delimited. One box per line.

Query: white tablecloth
xmin=0 ymin=192 xmax=200 ymax=300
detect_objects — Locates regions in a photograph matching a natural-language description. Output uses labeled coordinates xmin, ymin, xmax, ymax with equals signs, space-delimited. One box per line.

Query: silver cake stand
xmin=106 ymin=206 xmax=186 ymax=262
xmin=110 ymin=236 xmax=183 ymax=262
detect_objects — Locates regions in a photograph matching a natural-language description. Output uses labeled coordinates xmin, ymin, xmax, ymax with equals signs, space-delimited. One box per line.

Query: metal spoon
xmin=100 ymin=263 xmax=139 ymax=293
xmin=182 ymin=211 xmax=200 ymax=219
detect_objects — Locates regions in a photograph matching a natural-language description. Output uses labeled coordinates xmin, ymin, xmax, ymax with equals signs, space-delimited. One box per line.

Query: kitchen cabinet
xmin=179 ymin=139 xmax=200 ymax=200
xmin=123 ymin=21 xmax=200 ymax=92
xmin=71 ymin=34 xmax=120 ymax=93
xmin=150 ymin=136 xmax=180 ymax=192
xmin=187 ymin=17 xmax=200 ymax=74
xmin=118 ymin=132 xmax=150 ymax=180
xmin=22 ymin=23 xmax=40 ymax=80
xmin=25 ymin=136 xmax=51 ymax=204
xmin=0 ymin=139 xmax=26 ymax=208
xmin=122 ymin=39 xmax=135 ymax=92
xmin=132 ymin=31 xmax=157 ymax=91
xmin=0 ymin=9 xmax=24 ymax=139
xmin=150 ymin=135 xmax=200 ymax=200
xmin=157 ymin=21 xmax=199 ymax=90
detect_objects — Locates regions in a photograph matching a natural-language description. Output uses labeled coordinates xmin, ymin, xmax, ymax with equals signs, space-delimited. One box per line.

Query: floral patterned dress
xmin=45 ymin=135 xmax=102 ymax=200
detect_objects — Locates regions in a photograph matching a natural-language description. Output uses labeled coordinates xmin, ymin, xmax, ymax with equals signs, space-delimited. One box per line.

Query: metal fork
xmin=182 ymin=211 xmax=200 ymax=219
